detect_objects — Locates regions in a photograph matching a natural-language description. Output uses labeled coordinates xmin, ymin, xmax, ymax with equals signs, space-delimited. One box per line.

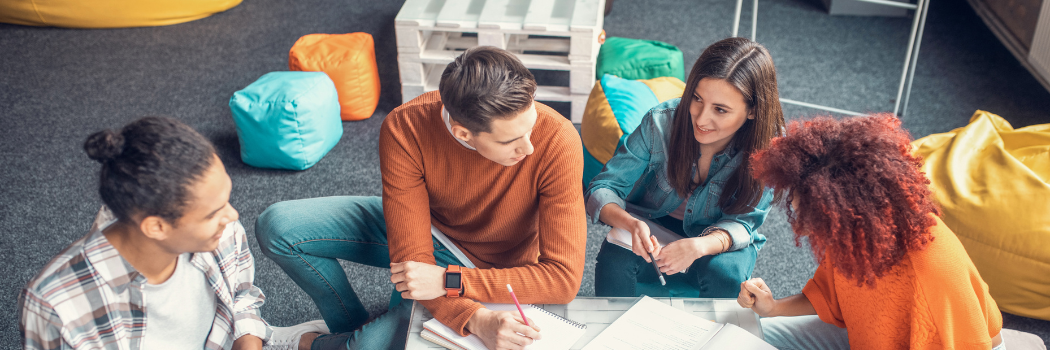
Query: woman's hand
xmin=654 ymin=237 xmax=708 ymax=274
xmin=654 ymin=230 xmax=731 ymax=274
xmin=628 ymin=219 xmax=662 ymax=261
xmin=737 ymin=278 xmax=777 ymax=317
xmin=597 ymin=203 xmax=662 ymax=261
xmin=737 ymin=279 xmax=816 ymax=318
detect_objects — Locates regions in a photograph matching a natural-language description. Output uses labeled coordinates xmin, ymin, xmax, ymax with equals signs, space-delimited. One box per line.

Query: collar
xmin=715 ymin=144 xmax=739 ymax=159
xmin=84 ymin=207 xmax=147 ymax=291
xmin=708 ymin=136 xmax=740 ymax=159
xmin=86 ymin=206 xmax=206 ymax=292
xmin=443 ymin=107 xmax=476 ymax=151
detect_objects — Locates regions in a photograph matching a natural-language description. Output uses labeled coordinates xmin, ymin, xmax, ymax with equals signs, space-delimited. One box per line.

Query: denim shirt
xmin=585 ymin=98 xmax=772 ymax=251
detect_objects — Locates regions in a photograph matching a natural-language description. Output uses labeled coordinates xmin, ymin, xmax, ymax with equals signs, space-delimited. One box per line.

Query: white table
xmin=394 ymin=0 xmax=606 ymax=123
xmin=404 ymin=297 xmax=764 ymax=350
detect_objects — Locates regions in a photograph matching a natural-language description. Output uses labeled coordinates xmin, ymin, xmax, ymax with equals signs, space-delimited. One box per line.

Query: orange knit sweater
xmin=803 ymin=215 xmax=1003 ymax=349
xmin=379 ymin=91 xmax=587 ymax=336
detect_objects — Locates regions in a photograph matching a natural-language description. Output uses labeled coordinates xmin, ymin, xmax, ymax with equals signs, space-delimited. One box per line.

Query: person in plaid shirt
xmin=18 ymin=117 xmax=326 ymax=350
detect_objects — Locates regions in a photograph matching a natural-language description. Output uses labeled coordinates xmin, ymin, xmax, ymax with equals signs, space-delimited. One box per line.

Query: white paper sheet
xmin=580 ymin=296 xmax=721 ymax=350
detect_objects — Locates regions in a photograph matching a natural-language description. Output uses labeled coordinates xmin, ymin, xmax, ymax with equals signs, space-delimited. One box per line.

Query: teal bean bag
xmin=229 ymin=71 xmax=343 ymax=170
xmin=583 ymin=146 xmax=605 ymax=188
xmin=595 ymin=37 xmax=685 ymax=81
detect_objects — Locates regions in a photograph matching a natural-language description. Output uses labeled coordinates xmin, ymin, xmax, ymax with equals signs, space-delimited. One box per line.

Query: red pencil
xmin=506 ymin=284 xmax=530 ymax=326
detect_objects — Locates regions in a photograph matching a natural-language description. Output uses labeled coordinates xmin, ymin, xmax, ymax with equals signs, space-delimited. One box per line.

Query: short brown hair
xmin=667 ymin=37 xmax=785 ymax=215
xmin=439 ymin=46 xmax=537 ymax=134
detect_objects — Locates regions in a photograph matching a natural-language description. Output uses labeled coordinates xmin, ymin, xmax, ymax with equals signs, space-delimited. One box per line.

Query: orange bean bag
xmin=289 ymin=33 xmax=381 ymax=121
xmin=0 ymin=0 xmax=240 ymax=28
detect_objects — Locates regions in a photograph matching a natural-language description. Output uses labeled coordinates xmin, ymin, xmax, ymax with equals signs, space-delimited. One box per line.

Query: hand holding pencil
xmin=466 ymin=285 xmax=541 ymax=350
xmin=627 ymin=219 xmax=667 ymax=285
xmin=468 ymin=307 xmax=541 ymax=350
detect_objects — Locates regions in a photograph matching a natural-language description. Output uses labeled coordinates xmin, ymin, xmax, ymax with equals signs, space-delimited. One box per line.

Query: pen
xmin=647 ymin=251 xmax=667 ymax=286
xmin=506 ymin=284 xmax=530 ymax=326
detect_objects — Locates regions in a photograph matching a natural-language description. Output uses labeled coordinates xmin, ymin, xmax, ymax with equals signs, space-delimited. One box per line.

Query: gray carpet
xmin=1 ymin=0 xmax=1048 ymax=347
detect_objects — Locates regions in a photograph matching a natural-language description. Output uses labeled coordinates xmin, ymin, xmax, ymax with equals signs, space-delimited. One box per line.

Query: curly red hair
xmin=750 ymin=114 xmax=940 ymax=287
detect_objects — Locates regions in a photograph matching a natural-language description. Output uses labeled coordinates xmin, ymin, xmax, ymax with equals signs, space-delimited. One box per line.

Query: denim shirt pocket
xmin=655 ymin=170 xmax=674 ymax=193
xmin=641 ymin=166 xmax=673 ymax=206
xmin=702 ymin=179 xmax=726 ymax=218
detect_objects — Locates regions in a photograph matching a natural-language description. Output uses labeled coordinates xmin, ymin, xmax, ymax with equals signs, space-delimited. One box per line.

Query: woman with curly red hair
xmin=738 ymin=114 xmax=1004 ymax=349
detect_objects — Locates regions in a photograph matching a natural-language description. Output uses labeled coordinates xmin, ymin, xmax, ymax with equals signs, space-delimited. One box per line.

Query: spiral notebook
xmin=420 ymin=303 xmax=587 ymax=350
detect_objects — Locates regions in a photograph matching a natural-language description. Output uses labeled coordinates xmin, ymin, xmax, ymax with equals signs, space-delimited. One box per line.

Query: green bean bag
xmin=595 ymin=37 xmax=685 ymax=81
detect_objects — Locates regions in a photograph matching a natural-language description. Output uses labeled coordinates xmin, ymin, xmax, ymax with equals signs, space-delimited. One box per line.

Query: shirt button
xmin=687 ymin=209 xmax=692 ymax=213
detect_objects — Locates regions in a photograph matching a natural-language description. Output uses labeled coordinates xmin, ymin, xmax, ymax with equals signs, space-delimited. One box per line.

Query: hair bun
xmin=84 ymin=129 xmax=125 ymax=163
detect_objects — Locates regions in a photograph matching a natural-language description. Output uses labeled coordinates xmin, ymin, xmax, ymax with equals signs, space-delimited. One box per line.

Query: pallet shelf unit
xmin=395 ymin=0 xmax=606 ymax=122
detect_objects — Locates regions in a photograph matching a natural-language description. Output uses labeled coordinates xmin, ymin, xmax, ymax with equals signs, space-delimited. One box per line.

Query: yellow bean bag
xmin=0 ymin=0 xmax=241 ymax=28
xmin=912 ymin=110 xmax=1050 ymax=320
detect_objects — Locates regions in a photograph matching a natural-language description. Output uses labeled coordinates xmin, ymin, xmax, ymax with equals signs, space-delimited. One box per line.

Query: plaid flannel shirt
xmin=18 ymin=207 xmax=271 ymax=349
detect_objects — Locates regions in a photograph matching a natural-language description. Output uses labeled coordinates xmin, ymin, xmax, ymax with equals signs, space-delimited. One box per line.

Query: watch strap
xmin=445 ymin=265 xmax=463 ymax=298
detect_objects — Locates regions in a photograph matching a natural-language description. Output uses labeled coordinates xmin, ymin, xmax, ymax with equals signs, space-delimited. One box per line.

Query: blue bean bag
xmin=229 ymin=71 xmax=343 ymax=170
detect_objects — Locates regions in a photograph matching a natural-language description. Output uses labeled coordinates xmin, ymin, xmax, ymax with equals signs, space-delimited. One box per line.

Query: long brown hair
xmin=666 ymin=37 xmax=784 ymax=214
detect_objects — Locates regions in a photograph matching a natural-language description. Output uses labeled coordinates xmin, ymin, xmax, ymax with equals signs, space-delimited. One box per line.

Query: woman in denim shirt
xmin=587 ymin=37 xmax=785 ymax=297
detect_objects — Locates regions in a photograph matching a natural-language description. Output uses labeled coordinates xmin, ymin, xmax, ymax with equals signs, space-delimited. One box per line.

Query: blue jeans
xmin=256 ymin=196 xmax=461 ymax=350
xmin=594 ymin=216 xmax=757 ymax=297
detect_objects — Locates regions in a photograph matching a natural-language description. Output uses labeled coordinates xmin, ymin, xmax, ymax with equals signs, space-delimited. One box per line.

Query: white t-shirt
xmin=141 ymin=253 xmax=217 ymax=349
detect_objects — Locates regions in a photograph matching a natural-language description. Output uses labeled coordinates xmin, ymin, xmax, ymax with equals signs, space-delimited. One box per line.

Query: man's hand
xmin=737 ymin=278 xmax=776 ymax=317
xmin=628 ymin=219 xmax=661 ymax=261
xmin=390 ymin=261 xmax=447 ymax=300
xmin=466 ymin=308 xmax=542 ymax=350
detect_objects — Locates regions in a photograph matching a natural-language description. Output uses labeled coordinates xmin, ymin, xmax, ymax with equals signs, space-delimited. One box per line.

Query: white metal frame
xmin=734 ymin=0 xmax=930 ymax=117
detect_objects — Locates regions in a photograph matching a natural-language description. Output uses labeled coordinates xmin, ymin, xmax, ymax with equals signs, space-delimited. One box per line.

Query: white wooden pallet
xmin=395 ymin=0 xmax=605 ymax=123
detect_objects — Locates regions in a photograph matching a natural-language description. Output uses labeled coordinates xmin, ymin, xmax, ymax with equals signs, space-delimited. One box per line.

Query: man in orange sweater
xmin=256 ymin=46 xmax=587 ymax=350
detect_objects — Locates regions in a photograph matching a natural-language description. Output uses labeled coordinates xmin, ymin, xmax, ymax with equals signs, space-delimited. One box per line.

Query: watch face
xmin=445 ymin=273 xmax=461 ymax=289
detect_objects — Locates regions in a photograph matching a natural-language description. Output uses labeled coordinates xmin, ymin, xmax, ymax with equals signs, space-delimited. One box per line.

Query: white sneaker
xmin=263 ymin=320 xmax=331 ymax=350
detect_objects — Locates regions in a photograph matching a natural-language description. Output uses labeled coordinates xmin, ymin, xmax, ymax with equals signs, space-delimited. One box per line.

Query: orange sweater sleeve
xmin=459 ymin=120 xmax=587 ymax=305
xmin=911 ymin=219 xmax=1003 ymax=350
xmin=802 ymin=260 xmax=847 ymax=328
xmin=379 ymin=109 xmax=485 ymax=335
